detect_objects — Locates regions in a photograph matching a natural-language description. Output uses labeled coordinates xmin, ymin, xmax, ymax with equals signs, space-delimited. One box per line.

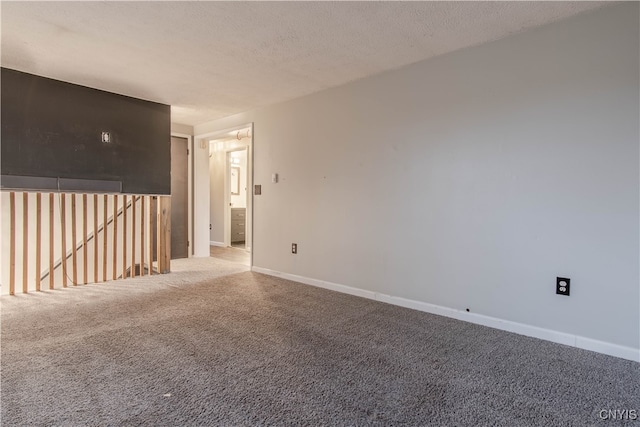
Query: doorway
xmin=171 ymin=136 xmax=189 ymax=259
xmin=207 ymin=126 xmax=252 ymax=261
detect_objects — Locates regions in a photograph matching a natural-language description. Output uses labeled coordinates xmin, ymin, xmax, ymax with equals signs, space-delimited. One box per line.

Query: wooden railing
xmin=1 ymin=192 xmax=171 ymax=295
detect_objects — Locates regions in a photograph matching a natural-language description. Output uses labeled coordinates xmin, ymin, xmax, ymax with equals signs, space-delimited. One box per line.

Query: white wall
xmin=194 ymin=4 xmax=639 ymax=357
xmin=209 ymin=145 xmax=225 ymax=244
xmin=171 ymin=122 xmax=194 ymax=136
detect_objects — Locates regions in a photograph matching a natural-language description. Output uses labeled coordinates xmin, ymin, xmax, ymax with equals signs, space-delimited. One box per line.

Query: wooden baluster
xmin=61 ymin=194 xmax=67 ymax=287
xmin=71 ymin=194 xmax=77 ymax=286
xmin=140 ymin=196 xmax=145 ymax=276
xmin=157 ymin=196 xmax=171 ymax=274
xmin=23 ymin=193 xmax=29 ymax=293
xmin=82 ymin=194 xmax=88 ymax=285
xmin=9 ymin=192 xmax=16 ymax=295
xmin=122 ymin=195 xmax=127 ymax=279
xmin=149 ymin=197 xmax=154 ymax=275
xmin=94 ymin=194 xmax=98 ymax=283
xmin=35 ymin=193 xmax=42 ymax=291
xmin=103 ymin=194 xmax=108 ymax=282
xmin=131 ymin=196 xmax=137 ymax=277
xmin=49 ymin=193 xmax=54 ymax=289
xmin=113 ymin=195 xmax=118 ymax=280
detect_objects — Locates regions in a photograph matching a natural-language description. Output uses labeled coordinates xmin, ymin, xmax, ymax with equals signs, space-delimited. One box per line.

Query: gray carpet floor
xmin=1 ymin=257 xmax=638 ymax=426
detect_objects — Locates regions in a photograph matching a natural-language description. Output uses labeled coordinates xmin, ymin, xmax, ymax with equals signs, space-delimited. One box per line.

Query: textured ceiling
xmin=1 ymin=1 xmax=612 ymax=126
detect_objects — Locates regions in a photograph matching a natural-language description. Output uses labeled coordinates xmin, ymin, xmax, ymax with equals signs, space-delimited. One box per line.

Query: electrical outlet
xmin=291 ymin=243 xmax=297 ymax=254
xmin=556 ymin=277 xmax=570 ymax=296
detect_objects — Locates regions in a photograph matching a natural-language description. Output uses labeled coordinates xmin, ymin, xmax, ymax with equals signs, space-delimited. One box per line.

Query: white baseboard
xmin=251 ymin=266 xmax=639 ymax=363
xmin=209 ymin=241 xmax=226 ymax=247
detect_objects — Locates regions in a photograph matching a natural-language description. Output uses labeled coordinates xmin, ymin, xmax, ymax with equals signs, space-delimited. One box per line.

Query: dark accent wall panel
xmin=1 ymin=68 xmax=170 ymax=194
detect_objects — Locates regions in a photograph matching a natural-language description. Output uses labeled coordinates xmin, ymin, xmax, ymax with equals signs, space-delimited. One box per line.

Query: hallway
xmin=210 ymin=245 xmax=250 ymax=266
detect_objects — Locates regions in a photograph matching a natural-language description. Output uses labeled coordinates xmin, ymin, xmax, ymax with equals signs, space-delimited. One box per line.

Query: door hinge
xmin=187 ymin=148 xmax=190 ymax=155
xmin=187 ymin=241 xmax=190 ymax=247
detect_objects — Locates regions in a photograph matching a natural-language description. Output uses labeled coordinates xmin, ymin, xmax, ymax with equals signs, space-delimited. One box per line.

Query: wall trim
xmin=209 ymin=241 xmax=226 ymax=247
xmin=250 ymin=266 xmax=639 ymax=363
